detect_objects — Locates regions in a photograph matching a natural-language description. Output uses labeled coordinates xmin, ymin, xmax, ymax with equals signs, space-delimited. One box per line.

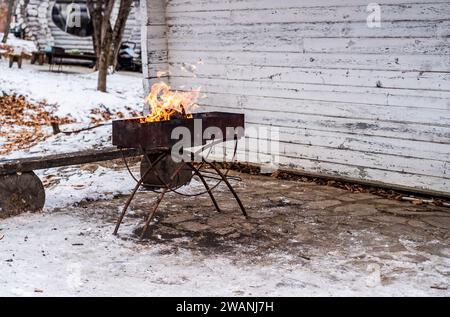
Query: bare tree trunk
xmin=97 ymin=49 xmax=109 ymax=92
xmin=108 ymin=0 xmax=134 ymax=70
xmin=1 ymin=0 xmax=15 ymax=43
xmin=97 ymin=27 xmax=113 ymax=92
xmin=86 ymin=0 xmax=134 ymax=92
xmin=96 ymin=0 xmax=114 ymax=92
xmin=87 ymin=0 xmax=102 ymax=69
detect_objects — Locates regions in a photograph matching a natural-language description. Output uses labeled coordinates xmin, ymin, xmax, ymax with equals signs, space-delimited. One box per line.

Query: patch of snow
xmin=0 ymin=60 xmax=144 ymax=123
xmin=0 ymin=212 xmax=448 ymax=296
xmin=38 ymin=166 xmax=136 ymax=210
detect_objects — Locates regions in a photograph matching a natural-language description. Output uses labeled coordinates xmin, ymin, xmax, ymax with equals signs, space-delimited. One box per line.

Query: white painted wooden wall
xmin=142 ymin=0 xmax=450 ymax=194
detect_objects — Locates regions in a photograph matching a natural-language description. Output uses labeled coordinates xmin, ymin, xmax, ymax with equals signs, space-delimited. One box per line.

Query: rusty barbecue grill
xmin=112 ymin=112 xmax=247 ymax=240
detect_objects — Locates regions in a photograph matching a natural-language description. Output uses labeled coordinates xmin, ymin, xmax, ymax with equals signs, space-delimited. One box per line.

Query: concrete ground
xmin=1 ymin=164 xmax=448 ymax=296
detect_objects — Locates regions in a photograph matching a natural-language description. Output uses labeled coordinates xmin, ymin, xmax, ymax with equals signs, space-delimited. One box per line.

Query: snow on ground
xmin=0 ymin=59 xmax=143 ymax=157
xmin=1 ymin=211 xmax=446 ymax=297
xmin=38 ymin=166 xmax=136 ymax=210
xmin=0 ymin=60 xmax=144 ymax=123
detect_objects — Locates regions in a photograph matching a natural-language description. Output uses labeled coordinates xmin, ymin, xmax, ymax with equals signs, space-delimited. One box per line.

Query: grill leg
xmin=113 ymin=177 xmax=143 ymax=235
xmin=187 ymin=162 xmax=222 ymax=214
xmin=140 ymin=188 xmax=168 ymax=240
xmin=139 ymin=161 xmax=188 ymax=240
xmin=205 ymin=160 xmax=248 ymax=219
xmin=113 ymin=151 xmax=168 ymax=236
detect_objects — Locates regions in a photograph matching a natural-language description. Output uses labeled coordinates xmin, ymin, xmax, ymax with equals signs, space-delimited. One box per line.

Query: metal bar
xmin=140 ymin=188 xmax=168 ymax=240
xmin=187 ymin=162 xmax=222 ymax=214
xmin=139 ymin=161 xmax=188 ymax=240
xmin=195 ymin=169 xmax=242 ymax=182
xmin=205 ymin=160 xmax=248 ymax=219
xmin=200 ymin=174 xmax=241 ymax=182
xmin=113 ymin=151 xmax=169 ymax=235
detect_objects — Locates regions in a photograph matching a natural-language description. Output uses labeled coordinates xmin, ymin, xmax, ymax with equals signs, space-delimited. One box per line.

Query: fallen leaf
xmin=71 ymin=184 xmax=86 ymax=189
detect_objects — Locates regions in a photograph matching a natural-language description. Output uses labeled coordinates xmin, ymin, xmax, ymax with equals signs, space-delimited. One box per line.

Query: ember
xmin=140 ymin=82 xmax=200 ymax=123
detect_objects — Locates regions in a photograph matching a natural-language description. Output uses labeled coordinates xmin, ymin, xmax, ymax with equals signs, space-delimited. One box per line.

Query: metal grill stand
xmin=113 ymin=137 xmax=248 ymax=240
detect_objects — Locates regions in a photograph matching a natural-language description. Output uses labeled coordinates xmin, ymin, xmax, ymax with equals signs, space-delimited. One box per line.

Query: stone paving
xmin=67 ymin=169 xmax=450 ymax=292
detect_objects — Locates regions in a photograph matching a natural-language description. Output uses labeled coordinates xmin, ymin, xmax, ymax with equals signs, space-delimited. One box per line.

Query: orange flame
xmin=140 ymin=82 xmax=200 ymax=123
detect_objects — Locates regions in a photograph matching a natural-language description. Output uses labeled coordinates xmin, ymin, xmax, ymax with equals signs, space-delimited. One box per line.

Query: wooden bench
xmin=0 ymin=147 xmax=141 ymax=218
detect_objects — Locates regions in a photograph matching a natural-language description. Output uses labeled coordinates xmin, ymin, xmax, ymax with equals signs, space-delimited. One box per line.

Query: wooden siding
xmin=143 ymin=0 xmax=450 ymax=193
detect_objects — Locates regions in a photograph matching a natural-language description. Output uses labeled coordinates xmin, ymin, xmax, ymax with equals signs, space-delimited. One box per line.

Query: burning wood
xmin=140 ymin=82 xmax=200 ymax=123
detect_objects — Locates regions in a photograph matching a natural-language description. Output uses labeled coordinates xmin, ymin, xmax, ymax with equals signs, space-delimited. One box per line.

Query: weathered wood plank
xmin=165 ymin=36 xmax=450 ymax=55
xmin=169 ymin=77 xmax=450 ymax=110
xmin=149 ymin=50 xmax=169 ymax=64
xmin=206 ymin=117 xmax=450 ymax=165
xmin=242 ymin=123 xmax=450 ymax=162
xmin=167 ymin=20 xmax=450 ymax=42
xmin=200 ymin=104 xmax=450 ymax=144
xmin=167 ymin=50 xmax=450 ymax=73
xmin=241 ymin=138 xmax=450 ymax=179
xmin=0 ymin=148 xmax=142 ymax=175
xmin=227 ymin=147 xmax=450 ymax=193
xmin=166 ymin=3 xmax=450 ymax=25
xmin=303 ymin=37 xmax=450 ymax=55
xmin=167 ymin=63 xmax=450 ymax=92
xmin=167 ymin=0 xmax=449 ymax=12
xmin=192 ymin=92 xmax=450 ymax=125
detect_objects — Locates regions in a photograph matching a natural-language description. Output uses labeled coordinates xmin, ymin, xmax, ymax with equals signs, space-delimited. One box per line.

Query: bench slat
xmin=0 ymin=147 xmax=143 ymax=175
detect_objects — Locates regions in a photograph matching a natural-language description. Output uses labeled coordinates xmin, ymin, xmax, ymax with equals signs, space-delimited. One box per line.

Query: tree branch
xmin=2 ymin=0 xmax=15 ymax=43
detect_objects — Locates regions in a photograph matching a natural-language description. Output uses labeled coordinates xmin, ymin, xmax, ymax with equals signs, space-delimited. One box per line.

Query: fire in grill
xmin=112 ymin=112 xmax=245 ymax=149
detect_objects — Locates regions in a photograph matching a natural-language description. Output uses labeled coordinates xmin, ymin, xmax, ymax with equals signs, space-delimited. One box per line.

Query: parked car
xmin=116 ymin=42 xmax=141 ymax=72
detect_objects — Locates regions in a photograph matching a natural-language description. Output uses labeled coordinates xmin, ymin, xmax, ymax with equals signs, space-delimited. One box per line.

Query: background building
xmin=15 ymin=0 xmax=142 ymax=54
